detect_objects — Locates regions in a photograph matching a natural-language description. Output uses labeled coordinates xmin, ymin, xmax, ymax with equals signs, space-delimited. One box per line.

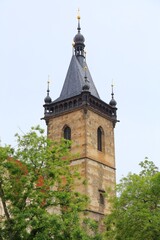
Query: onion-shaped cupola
xmin=73 ymin=10 xmax=85 ymax=58
xmin=44 ymin=80 xmax=52 ymax=104
xmin=109 ymin=83 xmax=117 ymax=107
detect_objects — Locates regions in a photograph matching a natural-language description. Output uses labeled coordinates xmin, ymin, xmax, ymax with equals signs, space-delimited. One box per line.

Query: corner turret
xmin=44 ymin=79 xmax=52 ymax=104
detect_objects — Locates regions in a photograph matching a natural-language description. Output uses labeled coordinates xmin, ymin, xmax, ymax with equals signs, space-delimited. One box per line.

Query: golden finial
xmin=84 ymin=66 xmax=87 ymax=71
xmin=111 ymin=79 xmax=115 ymax=89
xmin=77 ymin=8 xmax=80 ymax=20
xmin=47 ymin=75 xmax=52 ymax=92
xmin=84 ymin=66 xmax=88 ymax=80
xmin=111 ymin=79 xmax=115 ymax=97
xmin=48 ymin=75 xmax=50 ymax=85
xmin=72 ymin=41 xmax=75 ymax=47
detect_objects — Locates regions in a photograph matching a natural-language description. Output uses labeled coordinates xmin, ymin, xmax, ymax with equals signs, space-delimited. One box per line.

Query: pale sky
xmin=0 ymin=0 xmax=160 ymax=181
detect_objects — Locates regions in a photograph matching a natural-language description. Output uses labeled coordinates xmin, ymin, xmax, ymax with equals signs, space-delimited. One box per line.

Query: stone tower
xmin=43 ymin=14 xmax=118 ymax=223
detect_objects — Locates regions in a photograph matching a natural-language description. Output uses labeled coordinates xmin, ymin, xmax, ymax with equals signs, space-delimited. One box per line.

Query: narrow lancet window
xmin=99 ymin=190 xmax=105 ymax=205
xmin=97 ymin=127 xmax=104 ymax=151
xmin=64 ymin=126 xmax=71 ymax=140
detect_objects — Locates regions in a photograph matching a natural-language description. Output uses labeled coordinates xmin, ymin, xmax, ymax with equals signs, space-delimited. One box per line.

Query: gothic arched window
xmin=99 ymin=193 xmax=105 ymax=205
xmin=63 ymin=126 xmax=71 ymax=140
xmin=99 ymin=190 xmax=105 ymax=205
xmin=97 ymin=127 xmax=104 ymax=152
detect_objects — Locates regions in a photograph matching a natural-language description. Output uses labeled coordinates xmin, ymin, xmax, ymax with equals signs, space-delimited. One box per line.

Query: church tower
xmin=43 ymin=14 xmax=118 ymax=223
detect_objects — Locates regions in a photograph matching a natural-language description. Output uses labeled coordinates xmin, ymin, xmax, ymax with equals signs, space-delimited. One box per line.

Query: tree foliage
xmin=105 ymin=158 xmax=160 ymax=240
xmin=0 ymin=126 xmax=102 ymax=240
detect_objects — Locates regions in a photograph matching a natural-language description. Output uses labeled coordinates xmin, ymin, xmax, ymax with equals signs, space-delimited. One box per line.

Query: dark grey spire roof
xmin=54 ymin=55 xmax=100 ymax=102
xmin=53 ymin=15 xmax=100 ymax=103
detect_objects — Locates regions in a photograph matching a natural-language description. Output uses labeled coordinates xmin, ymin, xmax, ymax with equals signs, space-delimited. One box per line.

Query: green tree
xmin=105 ymin=159 xmax=160 ymax=240
xmin=0 ymin=126 xmax=102 ymax=240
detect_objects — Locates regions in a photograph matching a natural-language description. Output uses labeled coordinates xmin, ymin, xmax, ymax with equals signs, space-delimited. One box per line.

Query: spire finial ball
xmin=77 ymin=8 xmax=81 ymax=20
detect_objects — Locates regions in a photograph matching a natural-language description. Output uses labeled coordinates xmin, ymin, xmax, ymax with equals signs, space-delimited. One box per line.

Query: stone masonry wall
xmin=47 ymin=107 xmax=116 ymax=219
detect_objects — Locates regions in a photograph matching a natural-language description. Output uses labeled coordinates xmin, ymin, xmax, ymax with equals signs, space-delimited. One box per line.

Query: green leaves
xmin=0 ymin=126 xmax=102 ymax=240
xmin=105 ymin=159 xmax=160 ymax=240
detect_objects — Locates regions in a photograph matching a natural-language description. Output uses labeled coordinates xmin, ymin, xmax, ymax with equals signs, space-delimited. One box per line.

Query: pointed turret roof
xmin=54 ymin=13 xmax=100 ymax=103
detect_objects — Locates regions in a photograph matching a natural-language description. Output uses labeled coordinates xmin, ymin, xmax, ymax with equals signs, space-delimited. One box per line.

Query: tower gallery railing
xmin=43 ymin=92 xmax=117 ymax=125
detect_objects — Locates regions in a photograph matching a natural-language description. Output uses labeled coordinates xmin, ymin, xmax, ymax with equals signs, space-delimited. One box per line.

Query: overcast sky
xmin=0 ymin=0 xmax=160 ymax=181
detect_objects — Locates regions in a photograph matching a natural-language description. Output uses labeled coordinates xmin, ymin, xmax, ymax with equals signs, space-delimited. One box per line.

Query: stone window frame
xmin=97 ymin=126 xmax=104 ymax=152
xmin=99 ymin=189 xmax=105 ymax=205
xmin=63 ymin=125 xmax=71 ymax=140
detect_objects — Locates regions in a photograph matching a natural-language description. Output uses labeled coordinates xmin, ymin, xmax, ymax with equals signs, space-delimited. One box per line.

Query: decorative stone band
xmin=43 ymin=92 xmax=118 ymax=127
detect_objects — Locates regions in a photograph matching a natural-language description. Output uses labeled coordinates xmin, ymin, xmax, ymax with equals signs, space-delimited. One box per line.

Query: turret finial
xmin=82 ymin=66 xmax=90 ymax=91
xmin=44 ymin=75 xmax=52 ymax=104
xmin=77 ymin=8 xmax=81 ymax=32
xmin=47 ymin=75 xmax=50 ymax=90
xmin=84 ymin=66 xmax=87 ymax=79
xmin=111 ymin=80 xmax=114 ymax=99
xmin=77 ymin=8 xmax=80 ymax=20
xmin=109 ymin=80 xmax=117 ymax=107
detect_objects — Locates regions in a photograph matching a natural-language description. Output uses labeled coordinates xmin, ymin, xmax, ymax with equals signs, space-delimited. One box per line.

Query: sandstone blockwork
xmin=47 ymin=107 xmax=116 ymax=220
